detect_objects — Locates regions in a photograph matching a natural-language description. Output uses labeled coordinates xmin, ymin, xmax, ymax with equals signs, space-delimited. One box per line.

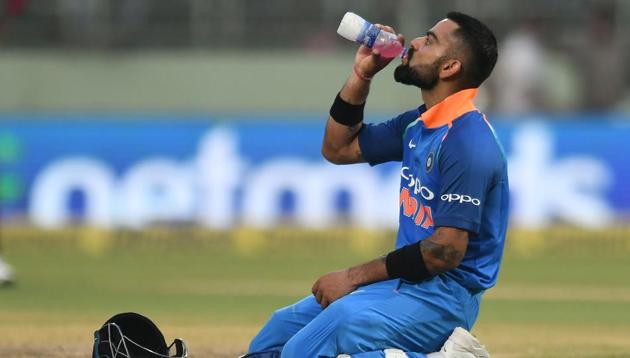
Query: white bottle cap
xmin=337 ymin=12 xmax=366 ymax=42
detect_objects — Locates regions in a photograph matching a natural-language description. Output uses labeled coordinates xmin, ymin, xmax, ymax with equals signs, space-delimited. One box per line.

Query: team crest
xmin=425 ymin=152 xmax=435 ymax=172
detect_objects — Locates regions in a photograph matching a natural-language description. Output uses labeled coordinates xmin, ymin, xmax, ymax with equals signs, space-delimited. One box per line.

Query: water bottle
xmin=337 ymin=12 xmax=406 ymax=58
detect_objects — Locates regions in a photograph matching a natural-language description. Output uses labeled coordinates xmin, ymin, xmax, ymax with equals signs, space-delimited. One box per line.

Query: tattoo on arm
xmin=418 ymin=227 xmax=468 ymax=274
xmin=420 ymin=240 xmax=462 ymax=265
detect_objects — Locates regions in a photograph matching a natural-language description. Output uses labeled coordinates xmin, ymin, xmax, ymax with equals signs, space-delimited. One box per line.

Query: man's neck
xmin=421 ymin=84 xmax=461 ymax=109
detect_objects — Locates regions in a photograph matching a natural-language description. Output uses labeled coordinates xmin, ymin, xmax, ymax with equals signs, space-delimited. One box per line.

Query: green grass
xmin=1 ymin=227 xmax=629 ymax=357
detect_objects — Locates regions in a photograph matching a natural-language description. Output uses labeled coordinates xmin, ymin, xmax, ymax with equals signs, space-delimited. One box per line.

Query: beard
xmin=394 ymin=51 xmax=443 ymax=90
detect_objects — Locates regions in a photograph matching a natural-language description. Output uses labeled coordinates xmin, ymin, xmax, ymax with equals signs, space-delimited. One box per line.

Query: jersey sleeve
xmin=433 ymin=124 xmax=499 ymax=234
xmin=358 ymin=109 xmax=419 ymax=166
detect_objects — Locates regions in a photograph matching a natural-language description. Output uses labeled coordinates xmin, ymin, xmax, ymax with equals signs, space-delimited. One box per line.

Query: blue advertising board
xmin=1 ymin=113 xmax=628 ymax=229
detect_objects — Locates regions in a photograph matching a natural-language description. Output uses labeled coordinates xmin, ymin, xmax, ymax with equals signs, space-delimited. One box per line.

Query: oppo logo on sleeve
xmin=440 ymin=193 xmax=481 ymax=206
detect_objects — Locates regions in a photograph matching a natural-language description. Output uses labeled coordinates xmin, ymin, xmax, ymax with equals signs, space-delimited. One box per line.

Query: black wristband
xmin=329 ymin=92 xmax=365 ymax=127
xmin=385 ymin=241 xmax=433 ymax=282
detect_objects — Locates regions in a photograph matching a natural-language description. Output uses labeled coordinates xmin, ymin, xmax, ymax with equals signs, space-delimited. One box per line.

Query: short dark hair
xmin=446 ymin=12 xmax=498 ymax=88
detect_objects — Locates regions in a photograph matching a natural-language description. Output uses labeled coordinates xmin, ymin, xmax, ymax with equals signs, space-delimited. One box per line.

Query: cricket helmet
xmin=93 ymin=312 xmax=187 ymax=358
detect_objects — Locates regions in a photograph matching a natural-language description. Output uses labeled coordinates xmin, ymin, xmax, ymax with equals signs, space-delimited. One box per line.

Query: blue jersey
xmin=358 ymin=89 xmax=509 ymax=291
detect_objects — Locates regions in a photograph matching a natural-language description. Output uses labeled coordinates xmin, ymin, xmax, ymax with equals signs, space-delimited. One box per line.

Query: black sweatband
xmin=385 ymin=241 xmax=433 ymax=282
xmin=329 ymin=92 xmax=365 ymax=127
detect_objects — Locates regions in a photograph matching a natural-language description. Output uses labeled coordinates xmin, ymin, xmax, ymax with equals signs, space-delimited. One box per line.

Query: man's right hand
xmin=354 ymin=24 xmax=405 ymax=80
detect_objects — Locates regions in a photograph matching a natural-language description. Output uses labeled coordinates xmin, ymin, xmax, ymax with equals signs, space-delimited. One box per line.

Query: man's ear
xmin=439 ymin=59 xmax=462 ymax=80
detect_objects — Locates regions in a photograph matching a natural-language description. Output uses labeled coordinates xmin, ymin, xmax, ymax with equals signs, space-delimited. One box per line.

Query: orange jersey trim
xmin=420 ymin=88 xmax=478 ymax=129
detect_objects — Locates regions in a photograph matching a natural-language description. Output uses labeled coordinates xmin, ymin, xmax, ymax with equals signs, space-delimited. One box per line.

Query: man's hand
xmin=311 ymin=269 xmax=357 ymax=309
xmin=311 ymin=257 xmax=389 ymax=309
xmin=354 ymin=24 xmax=405 ymax=79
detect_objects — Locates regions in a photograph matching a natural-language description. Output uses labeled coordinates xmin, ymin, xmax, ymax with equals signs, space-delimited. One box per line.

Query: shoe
xmin=438 ymin=327 xmax=490 ymax=358
xmin=337 ymin=327 xmax=488 ymax=358
xmin=383 ymin=348 xmax=408 ymax=357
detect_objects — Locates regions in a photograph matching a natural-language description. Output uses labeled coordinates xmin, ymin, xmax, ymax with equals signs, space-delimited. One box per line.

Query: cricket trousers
xmin=248 ymin=275 xmax=483 ymax=357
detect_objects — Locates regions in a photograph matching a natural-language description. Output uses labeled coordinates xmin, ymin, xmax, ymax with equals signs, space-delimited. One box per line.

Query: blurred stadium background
xmin=1 ymin=0 xmax=629 ymax=357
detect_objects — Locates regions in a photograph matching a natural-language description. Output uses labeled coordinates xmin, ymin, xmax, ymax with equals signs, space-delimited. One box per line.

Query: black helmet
xmin=93 ymin=312 xmax=187 ymax=358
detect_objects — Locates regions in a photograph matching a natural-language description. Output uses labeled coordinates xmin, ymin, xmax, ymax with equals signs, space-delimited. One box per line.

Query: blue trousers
xmin=248 ymin=275 xmax=482 ymax=357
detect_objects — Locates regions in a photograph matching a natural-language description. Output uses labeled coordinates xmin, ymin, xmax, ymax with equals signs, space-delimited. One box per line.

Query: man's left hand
xmin=311 ymin=269 xmax=357 ymax=309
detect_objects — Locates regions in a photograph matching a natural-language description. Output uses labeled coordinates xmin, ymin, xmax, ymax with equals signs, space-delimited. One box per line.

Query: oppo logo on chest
xmin=399 ymin=166 xmax=435 ymax=228
xmin=400 ymin=166 xmax=435 ymax=200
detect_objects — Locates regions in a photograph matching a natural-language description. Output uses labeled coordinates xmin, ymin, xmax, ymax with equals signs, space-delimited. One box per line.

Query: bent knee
xmin=334 ymin=312 xmax=398 ymax=353
xmin=248 ymin=308 xmax=295 ymax=352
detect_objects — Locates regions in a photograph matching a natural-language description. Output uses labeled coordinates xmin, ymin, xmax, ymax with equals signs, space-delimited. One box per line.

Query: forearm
xmin=321 ymin=71 xmax=371 ymax=164
xmin=344 ymin=229 xmax=467 ymax=288
xmin=346 ymin=256 xmax=390 ymax=287
xmin=342 ymin=234 xmax=458 ymax=287
xmin=339 ymin=69 xmax=371 ymax=104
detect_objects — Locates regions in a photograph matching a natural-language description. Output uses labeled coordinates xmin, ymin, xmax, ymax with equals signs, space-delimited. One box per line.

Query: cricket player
xmin=245 ymin=12 xmax=508 ymax=358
